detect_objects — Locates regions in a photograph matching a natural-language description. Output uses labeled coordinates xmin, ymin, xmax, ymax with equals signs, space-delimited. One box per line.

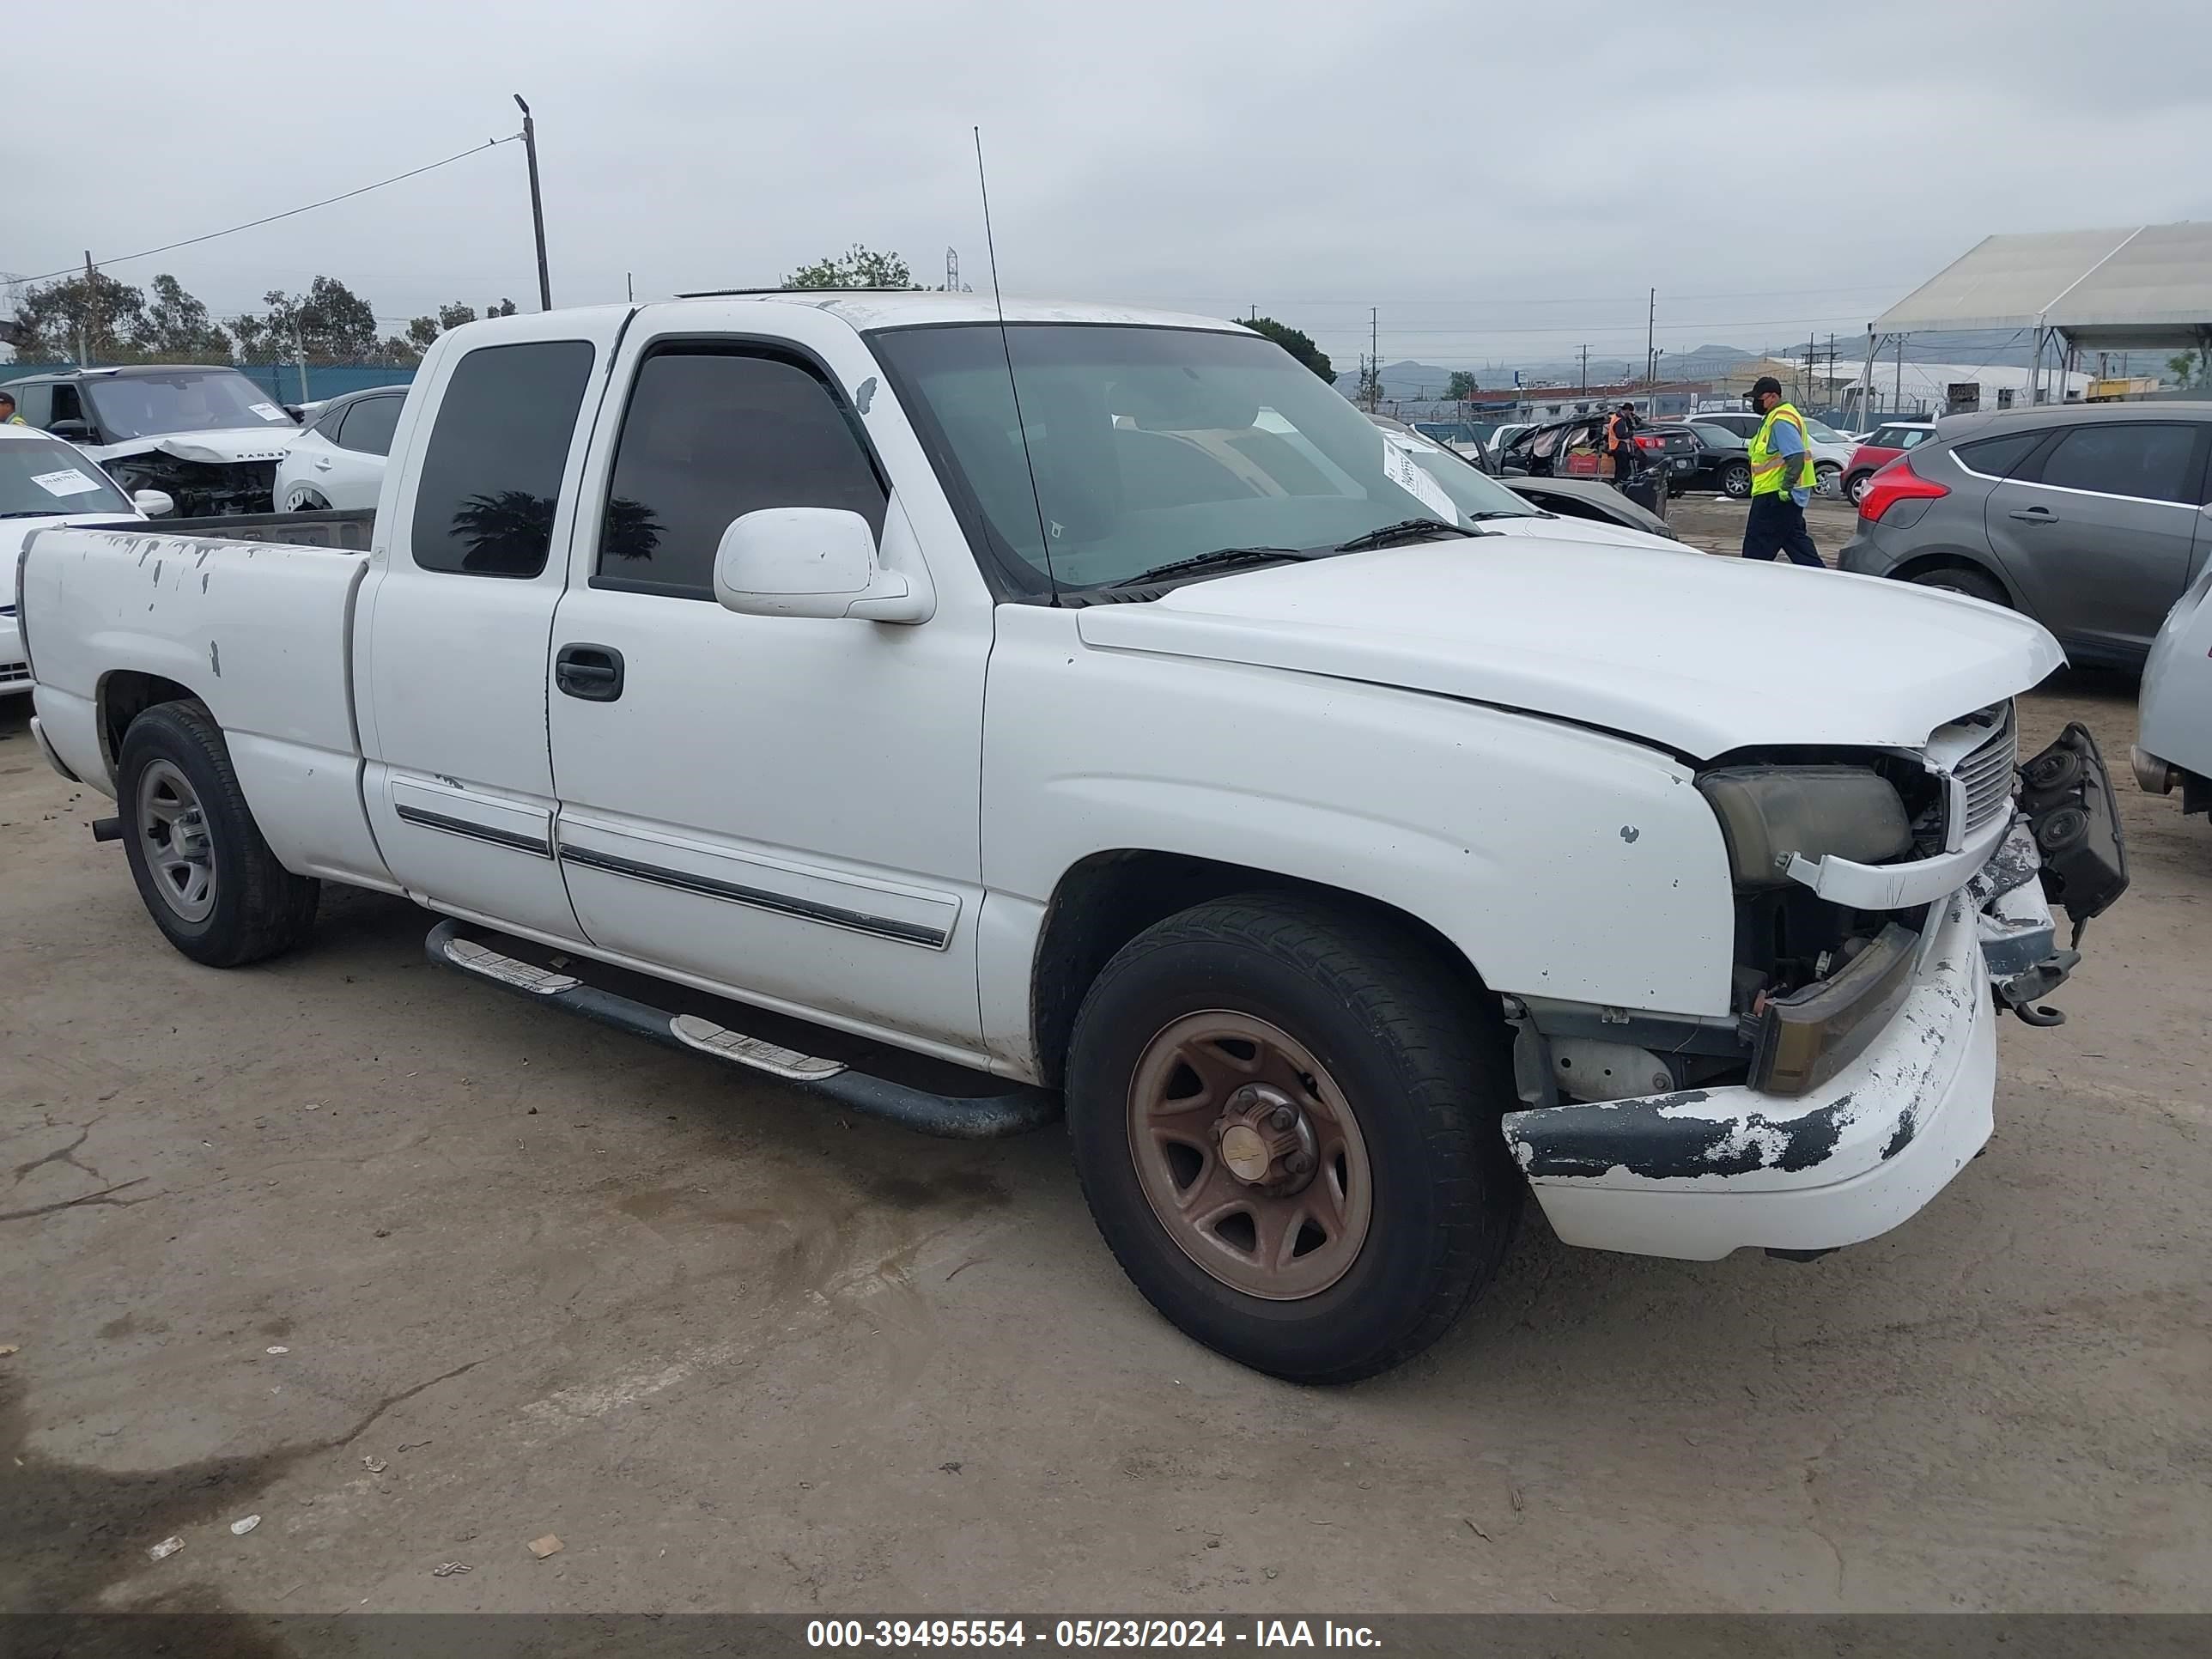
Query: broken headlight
xmin=1698 ymin=767 xmax=1912 ymax=890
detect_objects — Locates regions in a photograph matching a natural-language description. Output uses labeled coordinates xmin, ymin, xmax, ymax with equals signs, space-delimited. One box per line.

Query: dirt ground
xmin=3 ymin=523 xmax=2209 ymax=1616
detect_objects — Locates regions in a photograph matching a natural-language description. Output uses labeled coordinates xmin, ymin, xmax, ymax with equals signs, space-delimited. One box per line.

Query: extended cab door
xmin=356 ymin=310 xmax=626 ymax=940
xmin=544 ymin=303 xmax=994 ymax=1058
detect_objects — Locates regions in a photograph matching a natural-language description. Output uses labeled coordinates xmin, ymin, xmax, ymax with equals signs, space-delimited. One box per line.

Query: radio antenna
xmin=975 ymin=125 xmax=1060 ymax=604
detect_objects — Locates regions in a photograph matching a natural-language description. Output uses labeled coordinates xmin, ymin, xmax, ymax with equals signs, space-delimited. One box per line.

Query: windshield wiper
xmin=0 ymin=509 xmax=66 ymax=519
xmin=1104 ymin=546 xmax=1311 ymax=589
xmin=1334 ymin=518 xmax=1483 ymax=553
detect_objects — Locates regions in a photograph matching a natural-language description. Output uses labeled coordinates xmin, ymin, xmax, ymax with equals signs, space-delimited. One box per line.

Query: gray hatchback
xmin=1838 ymin=403 xmax=2212 ymax=668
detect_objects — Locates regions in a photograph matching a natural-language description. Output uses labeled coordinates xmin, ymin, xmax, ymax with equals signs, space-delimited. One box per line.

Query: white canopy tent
xmin=1846 ymin=222 xmax=2212 ymax=424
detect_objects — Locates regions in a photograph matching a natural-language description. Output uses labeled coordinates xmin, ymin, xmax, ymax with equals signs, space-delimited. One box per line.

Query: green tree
xmin=398 ymin=301 xmax=483 ymax=359
xmin=230 ymin=276 xmax=380 ymax=364
xmin=8 ymin=270 xmax=149 ymax=362
xmin=133 ymin=274 xmax=231 ymax=361
xmin=1444 ymin=370 xmax=1480 ymax=400
xmin=487 ymin=298 xmax=518 ymax=319
xmin=2166 ymin=350 xmax=2200 ymax=388
xmin=1239 ymin=316 xmax=1334 ymax=382
xmin=1356 ymin=358 xmax=1385 ymax=411
xmin=781 ymin=245 xmax=916 ymax=289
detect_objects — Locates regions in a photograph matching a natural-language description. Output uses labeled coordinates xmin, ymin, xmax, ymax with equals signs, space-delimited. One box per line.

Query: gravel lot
xmin=3 ymin=508 xmax=2207 ymax=1617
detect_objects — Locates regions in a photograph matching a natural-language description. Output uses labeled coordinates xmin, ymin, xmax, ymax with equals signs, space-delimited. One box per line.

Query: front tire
xmin=1721 ymin=460 xmax=1752 ymax=498
xmin=1814 ymin=462 xmax=1842 ymax=497
xmin=118 ymin=702 xmax=319 ymax=967
xmin=1066 ymin=895 xmax=1520 ymax=1382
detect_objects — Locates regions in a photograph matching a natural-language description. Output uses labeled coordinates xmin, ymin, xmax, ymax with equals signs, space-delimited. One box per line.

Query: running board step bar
xmin=424 ymin=919 xmax=1059 ymax=1139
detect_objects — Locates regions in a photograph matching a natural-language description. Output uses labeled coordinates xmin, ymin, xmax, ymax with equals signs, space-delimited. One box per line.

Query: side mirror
xmin=132 ymin=489 xmax=175 ymax=518
xmin=49 ymin=420 xmax=94 ymax=443
xmin=712 ymin=507 xmax=929 ymax=623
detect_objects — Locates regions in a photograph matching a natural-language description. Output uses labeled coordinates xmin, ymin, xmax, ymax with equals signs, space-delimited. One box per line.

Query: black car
xmin=1662 ymin=421 xmax=1754 ymax=499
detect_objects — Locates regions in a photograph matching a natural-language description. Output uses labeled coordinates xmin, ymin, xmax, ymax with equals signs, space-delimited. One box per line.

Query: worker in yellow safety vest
xmin=1741 ymin=375 xmax=1823 ymax=567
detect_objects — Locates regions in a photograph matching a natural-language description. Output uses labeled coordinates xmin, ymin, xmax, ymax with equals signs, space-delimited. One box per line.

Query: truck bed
xmin=148 ymin=507 xmax=375 ymax=551
xmin=22 ymin=522 xmax=386 ymax=887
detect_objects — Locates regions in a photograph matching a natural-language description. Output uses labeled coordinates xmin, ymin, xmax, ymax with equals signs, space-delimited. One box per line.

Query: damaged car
xmin=2 ymin=365 xmax=301 ymax=518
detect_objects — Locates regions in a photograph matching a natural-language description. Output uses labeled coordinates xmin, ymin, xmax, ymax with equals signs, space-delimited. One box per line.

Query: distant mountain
xmin=1329 ymin=330 xmax=2113 ymax=404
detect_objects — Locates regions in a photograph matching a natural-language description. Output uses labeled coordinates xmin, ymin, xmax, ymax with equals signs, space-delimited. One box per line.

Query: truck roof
xmin=449 ymin=293 xmax=1245 ymax=339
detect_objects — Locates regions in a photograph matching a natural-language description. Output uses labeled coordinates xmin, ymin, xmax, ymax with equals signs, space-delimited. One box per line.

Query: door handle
xmin=2008 ymin=507 xmax=2057 ymax=524
xmin=313 ymin=456 xmax=333 ymax=471
xmin=555 ymin=642 xmax=624 ymax=702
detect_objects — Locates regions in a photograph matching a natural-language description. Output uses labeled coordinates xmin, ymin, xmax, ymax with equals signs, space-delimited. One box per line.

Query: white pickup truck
xmin=17 ymin=295 xmax=2128 ymax=1382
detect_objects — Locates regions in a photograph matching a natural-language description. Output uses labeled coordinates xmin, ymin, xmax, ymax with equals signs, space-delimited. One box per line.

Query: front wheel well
xmin=1029 ymin=850 xmax=1492 ymax=1090
xmin=99 ymin=671 xmax=203 ymax=776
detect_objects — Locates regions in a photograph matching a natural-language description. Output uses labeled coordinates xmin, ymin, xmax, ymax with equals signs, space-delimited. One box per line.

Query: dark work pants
xmin=1741 ymin=492 xmax=1823 ymax=567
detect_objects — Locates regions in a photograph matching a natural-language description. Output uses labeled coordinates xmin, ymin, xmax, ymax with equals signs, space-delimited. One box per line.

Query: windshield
xmin=82 ymin=370 xmax=297 ymax=441
xmin=1803 ymin=418 xmax=1849 ymax=443
xmin=870 ymin=324 xmax=1531 ymax=592
xmin=0 ymin=436 xmax=133 ymax=518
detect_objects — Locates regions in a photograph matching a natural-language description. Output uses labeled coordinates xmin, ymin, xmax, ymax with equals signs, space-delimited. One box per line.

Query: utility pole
xmin=1370 ymin=307 xmax=1379 ymax=395
xmin=295 ymin=319 xmax=309 ymax=404
xmin=1644 ymin=288 xmax=1656 ymax=385
xmin=626 ymin=271 xmax=635 ymax=302
xmin=79 ymin=251 xmax=94 ymax=367
xmin=514 ymin=94 xmax=552 ymax=311
xmin=1578 ymin=344 xmax=1589 ymax=392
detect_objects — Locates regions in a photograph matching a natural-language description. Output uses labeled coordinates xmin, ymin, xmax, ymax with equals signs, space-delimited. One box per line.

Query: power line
xmin=16 ymin=136 xmax=522 ymax=286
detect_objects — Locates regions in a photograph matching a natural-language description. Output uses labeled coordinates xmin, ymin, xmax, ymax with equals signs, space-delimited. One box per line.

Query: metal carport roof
xmin=1871 ymin=222 xmax=2212 ymax=350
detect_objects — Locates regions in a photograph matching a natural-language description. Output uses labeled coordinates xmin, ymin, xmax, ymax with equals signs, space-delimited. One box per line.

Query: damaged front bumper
xmin=1500 ymin=842 xmax=2057 ymax=1262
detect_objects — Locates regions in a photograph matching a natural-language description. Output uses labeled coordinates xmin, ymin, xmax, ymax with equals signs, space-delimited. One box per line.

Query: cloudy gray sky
xmin=9 ymin=0 xmax=2211 ymax=369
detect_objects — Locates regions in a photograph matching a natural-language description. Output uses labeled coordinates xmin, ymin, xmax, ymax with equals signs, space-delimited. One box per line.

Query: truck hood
xmin=88 ymin=428 xmax=298 ymax=466
xmin=1073 ymin=537 xmax=2063 ymax=758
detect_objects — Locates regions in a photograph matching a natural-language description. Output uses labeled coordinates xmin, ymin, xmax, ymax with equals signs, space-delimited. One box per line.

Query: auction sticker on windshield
xmin=249 ymin=402 xmax=289 ymax=421
xmin=1379 ymin=434 xmax=1463 ymax=524
xmin=30 ymin=468 xmax=104 ymax=498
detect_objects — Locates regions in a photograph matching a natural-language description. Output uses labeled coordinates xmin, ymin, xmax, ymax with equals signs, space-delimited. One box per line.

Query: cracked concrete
xmin=1 ymin=665 xmax=2207 ymax=1616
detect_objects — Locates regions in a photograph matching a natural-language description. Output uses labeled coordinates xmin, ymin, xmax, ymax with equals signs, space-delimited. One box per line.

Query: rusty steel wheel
xmin=1127 ymin=1011 xmax=1374 ymax=1300
xmin=1066 ymin=893 xmax=1522 ymax=1382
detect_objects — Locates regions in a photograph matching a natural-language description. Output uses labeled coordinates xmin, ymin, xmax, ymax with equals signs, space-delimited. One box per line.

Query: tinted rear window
xmin=338 ymin=393 xmax=404 ymax=458
xmin=2031 ymin=422 xmax=2199 ymax=504
xmin=410 ymin=342 xmax=594 ymax=577
xmin=1953 ymin=432 xmax=2043 ymax=479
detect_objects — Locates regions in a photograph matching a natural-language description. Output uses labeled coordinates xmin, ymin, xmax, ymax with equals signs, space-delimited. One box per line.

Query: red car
xmin=1842 ymin=421 xmax=1937 ymax=505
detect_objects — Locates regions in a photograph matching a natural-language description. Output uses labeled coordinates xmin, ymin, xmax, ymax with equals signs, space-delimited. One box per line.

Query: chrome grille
xmin=1954 ymin=710 xmax=2018 ymax=837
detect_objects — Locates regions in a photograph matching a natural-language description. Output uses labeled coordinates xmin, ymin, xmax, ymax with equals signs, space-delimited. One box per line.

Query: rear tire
xmin=117 ymin=701 xmax=319 ymax=967
xmin=1907 ymin=565 xmax=2008 ymax=607
xmin=1065 ymin=894 xmax=1520 ymax=1383
xmin=1845 ymin=470 xmax=1875 ymax=506
xmin=1814 ymin=462 xmax=1842 ymax=497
